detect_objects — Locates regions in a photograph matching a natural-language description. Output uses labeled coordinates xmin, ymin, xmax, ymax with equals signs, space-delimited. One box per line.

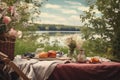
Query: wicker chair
xmin=0 ymin=52 xmax=30 ymax=80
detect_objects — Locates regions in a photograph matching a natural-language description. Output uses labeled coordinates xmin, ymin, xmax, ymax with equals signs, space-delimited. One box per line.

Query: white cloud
xmin=44 ymin=3 xmax=77 ymax=14
xmin=40 ymin=12 xmax=66 ymax=22
xmin=41 ymin=20 xmax=63 ymax=25
xmin=78 ymin=6 xmax=89 ymax=11
xmin=67 ymin=15 xmax=83 ymax=26
xmin=44 ymin=3 xmax=61 ymax=9
xmin=32 ymin=9 xmax=83 ymax=26
xmin=65 ymin=1 xmax=82 ymax=5
xmin=40 ymin=12 xmax=56 ymax=18
xmin=39 ymin=12 xmax=82 ymax=26
xmin=70 ymin=15 xmax=80 ymax=21
xmin=61 ymin=9 xmax=77 ymax=14
xmin=32 ymin=1 xmax=85 ymax=26
xmin=40 ymin=12 xmax=66 ymax=21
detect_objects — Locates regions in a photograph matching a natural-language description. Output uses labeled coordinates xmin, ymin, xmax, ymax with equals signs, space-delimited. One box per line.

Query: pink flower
xmin=8 ymin=28 xmax=23 ymax=38
xmin=8 ymin=28 xmax=17 ymax=37
xmin=2 ymin=16 xmax=11 ymax=24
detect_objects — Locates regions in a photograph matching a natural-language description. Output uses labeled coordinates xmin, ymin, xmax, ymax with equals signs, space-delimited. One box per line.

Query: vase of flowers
xmin=66 ymin=37 xmax=77 ymax=59
xmin=65 ymin=34 xmax=84 ymax=61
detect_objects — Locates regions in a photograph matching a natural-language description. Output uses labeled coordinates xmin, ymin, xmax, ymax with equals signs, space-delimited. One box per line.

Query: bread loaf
xmin=38 ymin=52 xmax=48 ymax=58
xmin=48 ymin=50 xmax=56 ymax=58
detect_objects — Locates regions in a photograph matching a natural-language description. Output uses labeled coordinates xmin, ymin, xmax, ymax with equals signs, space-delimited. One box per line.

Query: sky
xmin=32 ymin=0 xmax=98 ymax=26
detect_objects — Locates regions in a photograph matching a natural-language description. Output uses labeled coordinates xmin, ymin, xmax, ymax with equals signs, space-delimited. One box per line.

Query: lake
xmin=35 ymin=31 xmax=83 ymax=46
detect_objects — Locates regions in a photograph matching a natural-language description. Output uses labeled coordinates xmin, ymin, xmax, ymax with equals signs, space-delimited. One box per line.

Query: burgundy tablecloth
xmin=48 ymin=62 xmax=120 ymax=80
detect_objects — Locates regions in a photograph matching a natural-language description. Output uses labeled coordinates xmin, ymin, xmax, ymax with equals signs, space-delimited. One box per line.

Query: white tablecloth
xmin=13 ymin=55 xmax=69 ymax=80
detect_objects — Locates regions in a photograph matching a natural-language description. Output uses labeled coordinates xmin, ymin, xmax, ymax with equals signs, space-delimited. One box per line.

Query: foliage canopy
xmin=80 ymin=0 xmax=120 ymax=58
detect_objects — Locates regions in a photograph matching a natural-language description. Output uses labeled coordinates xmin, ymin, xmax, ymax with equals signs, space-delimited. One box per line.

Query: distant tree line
xmin=38 ymin=24 xmax=80 ymax=31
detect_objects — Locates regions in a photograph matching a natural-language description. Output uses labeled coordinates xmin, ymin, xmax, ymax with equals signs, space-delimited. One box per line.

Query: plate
xmin=22 ymin=57 xmax=71 ymax=61
xmin=35 ymin=57 xmax=71 ymax=61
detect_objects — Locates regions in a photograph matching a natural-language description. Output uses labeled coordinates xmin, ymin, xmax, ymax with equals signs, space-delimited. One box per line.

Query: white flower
xmin=17 ymin=30 xmax=22 ymax=38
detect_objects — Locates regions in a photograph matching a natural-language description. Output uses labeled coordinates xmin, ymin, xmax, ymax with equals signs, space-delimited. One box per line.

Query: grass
xmin=14 ymin=36 xmax=69 ymax=56
xmin=14 ymin=38 xmax=39 ymax=55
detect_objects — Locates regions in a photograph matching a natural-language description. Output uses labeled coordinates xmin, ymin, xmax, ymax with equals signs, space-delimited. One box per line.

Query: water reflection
xmin=35 ymin=31 xmax=82 ymax=47
xmin=35 ymin=31 xmax=80 ymax=36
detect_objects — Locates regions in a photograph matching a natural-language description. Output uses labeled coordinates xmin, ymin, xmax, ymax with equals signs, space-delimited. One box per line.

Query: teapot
xmin=77 ymin=49 xmax=86 ymax=62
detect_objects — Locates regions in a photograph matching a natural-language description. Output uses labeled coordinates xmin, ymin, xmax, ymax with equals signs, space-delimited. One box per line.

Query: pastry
xmin=38 ymin=52 xmax=48 ymax=58
xmin=48 ymin=50 xmax=56 ymax=58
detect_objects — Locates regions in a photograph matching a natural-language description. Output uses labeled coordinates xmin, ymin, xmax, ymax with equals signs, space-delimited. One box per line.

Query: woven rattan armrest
xmin=0 ymin=52 xmax=30 ymax=80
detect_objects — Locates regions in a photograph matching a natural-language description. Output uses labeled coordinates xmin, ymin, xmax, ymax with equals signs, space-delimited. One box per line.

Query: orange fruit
xmin=38 ymin=52 xmax=48 ymax=58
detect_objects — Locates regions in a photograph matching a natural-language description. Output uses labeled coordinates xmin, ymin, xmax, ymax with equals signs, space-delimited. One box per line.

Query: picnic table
xmin=48 ymin=62 xmax=120 ymax=80
xmin=1 ymin=52 xmax=120 ymax=80
xmin=14 ymin=55 xmax=120 ymax=80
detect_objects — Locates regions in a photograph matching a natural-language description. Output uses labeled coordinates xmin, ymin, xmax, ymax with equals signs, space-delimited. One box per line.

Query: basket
xmin=0 ymin=34 xmax=16 ymax=60
xmin=0 ymin=24 xmax=7 ymax=34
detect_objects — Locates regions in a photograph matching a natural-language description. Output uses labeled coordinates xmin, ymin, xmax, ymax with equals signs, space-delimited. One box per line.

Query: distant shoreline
xmin=36 ymin=31 xmax=80 ymax=33
xmin=26 ymin=31 xmax=81 ymax=36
